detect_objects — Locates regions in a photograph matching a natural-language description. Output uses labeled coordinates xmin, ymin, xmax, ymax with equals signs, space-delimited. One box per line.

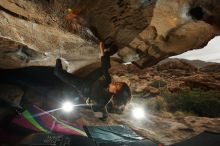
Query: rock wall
xmin=0 ymin=0 xmax=220 ymax=70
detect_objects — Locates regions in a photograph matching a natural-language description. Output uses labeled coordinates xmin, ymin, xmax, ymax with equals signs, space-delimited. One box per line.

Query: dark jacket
xmin=54 ymin=52 xmax=113 ymax=115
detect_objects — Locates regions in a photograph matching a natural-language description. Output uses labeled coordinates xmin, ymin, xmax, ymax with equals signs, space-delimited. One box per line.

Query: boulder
xmin=0 ymin=0 xmax=220 ymax=70
xmin=181 ymin=74 xmax=220 ymax=91
xmin=158 ymin=59 xmax=198 ymax=73
xmin=200 ymin=63 xmax=220 ymax=73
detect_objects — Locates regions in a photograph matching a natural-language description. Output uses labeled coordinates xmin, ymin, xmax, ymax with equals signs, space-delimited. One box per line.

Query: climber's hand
xmin=99 ymin=42 xmax=109 ymax=56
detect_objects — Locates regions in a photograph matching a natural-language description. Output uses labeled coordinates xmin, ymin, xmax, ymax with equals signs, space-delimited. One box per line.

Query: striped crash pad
xmin=11 ymin=105 xmax=87 ymax=137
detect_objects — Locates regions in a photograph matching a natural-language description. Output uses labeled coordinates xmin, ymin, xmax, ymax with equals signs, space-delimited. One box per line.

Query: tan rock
xmin=181 ymin=74 xmax=220 ymax=91
xmin=0 ymin=0 xmax=220 ymax=69
xmin=200 ymin=63 xmax=220 ymax=73
xmin=183 ymin=116 xmax=220 ymax=133
xmin=148 ymin=86 xmax=160 ymax=95
xmin=158 ymin=59 xmax=198 ymax=73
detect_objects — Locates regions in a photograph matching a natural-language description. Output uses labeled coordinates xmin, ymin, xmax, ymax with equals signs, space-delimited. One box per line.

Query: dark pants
xmin=0 ymin=66 xmax=107 ymax=115
xmin=0 ymin=67 xmax=86 ymax=108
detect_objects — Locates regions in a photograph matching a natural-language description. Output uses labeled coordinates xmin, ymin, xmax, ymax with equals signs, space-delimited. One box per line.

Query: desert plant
xmin=146 ymin=96 xmax=168 ymax=112
xmin=162 ymin=88 xmax=220 ymax=117
xmin=150 ymin=80 xmax=166 ymax=88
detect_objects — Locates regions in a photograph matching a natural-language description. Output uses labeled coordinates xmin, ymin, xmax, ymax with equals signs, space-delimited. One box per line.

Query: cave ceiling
xmin=0 ymin=0 xmax=220 ymax=71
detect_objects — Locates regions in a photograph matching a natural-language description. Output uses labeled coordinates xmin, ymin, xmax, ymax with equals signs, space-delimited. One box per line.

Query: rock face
xmin=111 ymin=59 xmax=220 ymax=95
xmin=158 ymin=59 xmax=198 ymax=74
xmin=0 ymin=0 xmax=220 ymax=70
xmin=0 ymin=0 xmax=100 ymax=71
xmin=200 ymin=63 xmax=220 ymax=73
xmin=181 ymin=74 xmax=220 ymax=91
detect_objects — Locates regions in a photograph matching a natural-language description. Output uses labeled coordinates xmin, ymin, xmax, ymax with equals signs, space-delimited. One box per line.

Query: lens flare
xmin=132 ymin=107 xmax=145 ymax=119
xmin=62 ymin=101 xmax=74 ymax=113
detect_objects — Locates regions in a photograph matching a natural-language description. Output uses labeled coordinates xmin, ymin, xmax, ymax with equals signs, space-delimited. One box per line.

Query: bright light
xmin=132 ymin=107 xmax=145 ymax=119
xmin=123 ymin=62 xmax=132 ymax=65
xmin=61 ymin=101 xmax=74 ymax=113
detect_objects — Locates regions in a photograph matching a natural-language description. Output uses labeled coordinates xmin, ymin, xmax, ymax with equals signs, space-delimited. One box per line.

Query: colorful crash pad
xmin=11 ymin=105 xmax=87 ymax=136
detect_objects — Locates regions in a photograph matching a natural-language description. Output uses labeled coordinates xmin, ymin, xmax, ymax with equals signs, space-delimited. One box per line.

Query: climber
xmin=54 ymin=42 xmax=132 ymax=120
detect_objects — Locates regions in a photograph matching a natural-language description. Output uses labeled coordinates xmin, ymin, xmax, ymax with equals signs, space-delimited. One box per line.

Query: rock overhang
xmin=0 ymin=0 xmax=220 ymax=71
